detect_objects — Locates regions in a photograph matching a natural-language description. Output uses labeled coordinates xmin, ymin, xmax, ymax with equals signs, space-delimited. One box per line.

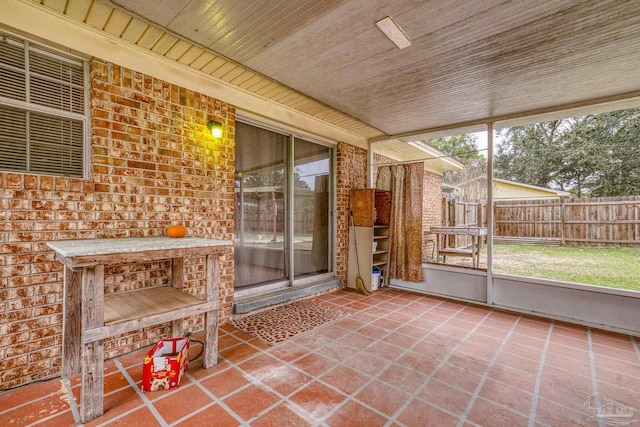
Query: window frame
xmin=0 ymin=31 xmax=90 ymax=179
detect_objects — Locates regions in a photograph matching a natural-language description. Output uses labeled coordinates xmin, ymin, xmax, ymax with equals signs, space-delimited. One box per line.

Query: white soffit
xmin=12 ymin=0 xmax=640 ymax=146
xmin=8 ymin=0 xmax=381 ymax=147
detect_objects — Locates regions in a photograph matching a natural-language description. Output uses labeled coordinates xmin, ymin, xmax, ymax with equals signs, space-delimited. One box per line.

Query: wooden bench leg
xmin=80 ymin=265 xmax=105 ymax=423
xmin=172 ymin=319 xmax=184 ymax=338
xmin=63 ymin=267 xmax=82 ymax=378
xmin=203 ymin=254 xmax=219 ymax=368
xmin=203 ymin=309 xmax=218 ymax=368
xmin=81 ymin=341 xmax=104 ymax=423
xmin=172 ymin=257 xmax=185 ymax=338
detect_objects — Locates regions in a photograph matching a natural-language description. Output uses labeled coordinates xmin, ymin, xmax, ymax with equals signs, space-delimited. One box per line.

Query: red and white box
xmin=141 ymin=337 xmax=190 ymax=392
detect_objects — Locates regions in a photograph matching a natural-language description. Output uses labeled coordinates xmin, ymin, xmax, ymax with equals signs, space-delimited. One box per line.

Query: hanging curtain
xmin=376 ymin=162 xmax=424 ymax=282
xmin=311 ymin=174 xmax=329 ymax=272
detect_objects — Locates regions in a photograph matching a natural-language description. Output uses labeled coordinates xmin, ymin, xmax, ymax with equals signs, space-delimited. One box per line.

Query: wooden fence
xmin=441 ymin=198 xmax=486 ymax=248
xmin=493 ymin=196 xmax=640 ymax=247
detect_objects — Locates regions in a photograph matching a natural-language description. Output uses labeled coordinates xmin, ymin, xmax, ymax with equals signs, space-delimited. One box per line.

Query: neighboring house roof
xmin=441 ymin=183 xmax=459 ymax=194
xmin=372 ymin=140 xmax=464 ymax=176
xmin=493 ymin=178 xmax=570 ymax=200
xmin=452 ymin=177 xmax=570 ymax=200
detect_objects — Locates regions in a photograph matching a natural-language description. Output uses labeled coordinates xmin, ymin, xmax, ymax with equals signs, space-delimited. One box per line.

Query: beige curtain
xmin=311 ymin=174 xmax=329 ymax=271
xmin=376 ymin=163 xmax=424 ymax=281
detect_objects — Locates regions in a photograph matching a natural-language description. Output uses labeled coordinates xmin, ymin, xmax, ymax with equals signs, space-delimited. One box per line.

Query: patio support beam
xmin=486 ymin=123 xmax=495 ymax=304
xmin=367 ymin=141 xmax=374 ymax=188
xmin=367 ymin=92 xmax=640 ymax=146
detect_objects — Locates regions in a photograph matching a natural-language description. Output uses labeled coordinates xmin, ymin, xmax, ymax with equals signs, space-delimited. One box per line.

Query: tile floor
xmin=3 ymin=288 xmax=640 ymax=426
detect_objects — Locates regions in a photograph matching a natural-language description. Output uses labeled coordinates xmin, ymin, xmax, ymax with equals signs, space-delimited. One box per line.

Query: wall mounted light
xmin=207 ymin=120 xmax=223 ymax=138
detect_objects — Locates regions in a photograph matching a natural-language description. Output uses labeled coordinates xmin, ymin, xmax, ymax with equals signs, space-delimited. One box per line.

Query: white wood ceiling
xmin=28 ymin=0 xmax=640 ymax=143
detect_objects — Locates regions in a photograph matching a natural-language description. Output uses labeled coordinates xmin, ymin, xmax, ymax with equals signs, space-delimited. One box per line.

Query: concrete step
xmin=233 ymin=278 xmax=342 ymax=314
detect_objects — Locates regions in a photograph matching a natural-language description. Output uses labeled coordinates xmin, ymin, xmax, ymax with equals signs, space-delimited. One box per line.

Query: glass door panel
xmin=293 ymin=138 xmax=331 ymax=278
xmin=234 ymin=122 xmax=288 ymax=288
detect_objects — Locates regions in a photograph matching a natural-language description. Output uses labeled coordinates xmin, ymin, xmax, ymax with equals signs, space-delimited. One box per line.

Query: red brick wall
xmin=0 ymin=58 xmax=235 ymax=389
xmin=335 ymin=142 xmax=367 ymax=284
xmin=422 ymin=171 xmax=443 ymax=259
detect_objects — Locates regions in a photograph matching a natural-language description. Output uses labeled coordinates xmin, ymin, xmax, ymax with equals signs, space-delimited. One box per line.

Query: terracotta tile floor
xmin=3 ymin=288 xmax=640 ymax=426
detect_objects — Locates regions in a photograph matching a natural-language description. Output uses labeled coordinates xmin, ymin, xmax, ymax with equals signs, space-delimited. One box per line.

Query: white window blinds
xmin=0 ymin=33 xmax=87 ymax=177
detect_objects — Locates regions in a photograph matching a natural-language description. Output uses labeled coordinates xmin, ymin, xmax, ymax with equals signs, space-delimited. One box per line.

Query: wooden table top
xmin=47 ymin=236 xmax=230 ymax=258
xmin=47 ymin=237 xmax=231 ymax=269
xmin=429 ymin=226 xmax=488 ymax=236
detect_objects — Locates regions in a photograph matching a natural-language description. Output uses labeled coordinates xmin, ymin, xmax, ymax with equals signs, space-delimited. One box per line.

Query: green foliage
xmin=494 ymin=121 xmax=565 ymax=189
xmin=427 ymin=134 xmax=483 ymax=161
xmin=495 ymin=108 xmax=640 ymax=197
xmin=426 ymin=134 xmax=486 ymax=192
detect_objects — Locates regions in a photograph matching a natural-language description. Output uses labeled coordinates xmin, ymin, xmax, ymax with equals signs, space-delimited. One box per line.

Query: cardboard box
xmin=141 ymin=337 xmax=190 ymax=392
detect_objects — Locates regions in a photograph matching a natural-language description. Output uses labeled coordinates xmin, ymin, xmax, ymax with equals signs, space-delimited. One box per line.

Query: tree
xmin=565 ymin=110 xmax=640 ymax=196
xmin=425 ymin=134 xmax=487 ymax=198
xmin=494 ymin=120 xmax=566 ymax=190
xmin=427 ymin=134 xmax=483 ymax=162
xmin=494 ymin=108 xmax=640 ymax=197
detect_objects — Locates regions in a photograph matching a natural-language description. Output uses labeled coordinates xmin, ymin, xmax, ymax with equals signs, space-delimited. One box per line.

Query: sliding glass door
xmin=234 ymin=123 xmax=288 ymax=288
xmin=234 ymin=121 xmax=333 ymax=289
xmin=294 ymin=138 xmax=331 ymax=278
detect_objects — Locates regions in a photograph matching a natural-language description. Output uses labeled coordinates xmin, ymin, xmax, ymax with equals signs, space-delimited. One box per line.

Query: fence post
xmin=450 ymin=198 xmax=456 ymax=247
xmin=477 ymin=202 xmax=484 ymax=249
xmin=442 ymin=197 xmax=447 ymax=226
xmin=560 ymin=198 xmax=566 ymax=246
xmin=450 ymin=198 xmax=456 ymax=226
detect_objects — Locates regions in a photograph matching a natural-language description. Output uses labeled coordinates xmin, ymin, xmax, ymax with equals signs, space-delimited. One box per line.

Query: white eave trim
xmin=407 ymin=141 xmax=464 ymax=170
xmin=1 ymin=0 xmax=368 ymax=149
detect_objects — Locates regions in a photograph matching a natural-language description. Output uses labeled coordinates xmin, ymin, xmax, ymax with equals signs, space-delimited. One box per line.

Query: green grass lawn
xmin=491 ymin=244 xmax=640 ymax=291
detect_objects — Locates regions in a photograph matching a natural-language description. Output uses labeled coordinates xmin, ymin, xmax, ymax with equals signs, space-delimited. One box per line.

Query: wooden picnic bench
xmin=429 ymin=226 xmax=487 ymax=268
xmin=47 ymin=237 xmax=231 ymax=423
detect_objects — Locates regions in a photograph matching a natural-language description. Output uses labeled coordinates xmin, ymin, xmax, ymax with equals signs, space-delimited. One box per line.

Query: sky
xmin=471 ymin=131 xmax=488 ymax=157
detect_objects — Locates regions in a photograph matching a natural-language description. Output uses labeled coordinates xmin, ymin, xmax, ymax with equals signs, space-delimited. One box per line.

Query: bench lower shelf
xmin=438 ymin=248 xmax=476 ymax=257
xmin=82 ymin=287 xmax=218 ymax=343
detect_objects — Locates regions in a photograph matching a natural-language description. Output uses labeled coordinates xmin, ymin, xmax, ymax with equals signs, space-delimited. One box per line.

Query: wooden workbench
xmin=429 ymin=226 xmax=487 ymax=268
xmin=47 ymin=237 xmax=231 ymax=423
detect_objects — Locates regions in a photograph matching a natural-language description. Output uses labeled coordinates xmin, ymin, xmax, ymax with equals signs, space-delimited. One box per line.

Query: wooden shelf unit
xmin=348 ymin=189 xmax=391 ymax=292
xmin=47 ymin=237 xmax=231 ymax=423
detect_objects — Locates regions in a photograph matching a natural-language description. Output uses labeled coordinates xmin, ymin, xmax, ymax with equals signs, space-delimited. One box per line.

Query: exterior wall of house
xmin=335 ymin=142 xmax=368 ymax=284
xmin=0 ymin=58 xmax=236 ymax=389
xmin=422 ymin=171 xmax=444 ymax=260
xmin=0 ymin=54 xmax=367 ymax=389
xmin=494 ymin=181 xmax=561 ymax=200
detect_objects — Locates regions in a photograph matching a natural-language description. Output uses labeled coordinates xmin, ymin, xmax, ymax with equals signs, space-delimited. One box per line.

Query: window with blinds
xmin=0 ymin=33 xmax=87 ymax=177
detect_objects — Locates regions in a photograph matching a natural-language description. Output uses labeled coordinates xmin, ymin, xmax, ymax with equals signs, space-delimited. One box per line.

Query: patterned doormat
xmin=229 ymin=299 xmax=349 ymax=345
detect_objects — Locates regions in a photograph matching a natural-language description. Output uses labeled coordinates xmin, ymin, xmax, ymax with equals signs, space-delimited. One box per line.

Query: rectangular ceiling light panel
xmin=375 ymin=16 xmax=411 ymax=49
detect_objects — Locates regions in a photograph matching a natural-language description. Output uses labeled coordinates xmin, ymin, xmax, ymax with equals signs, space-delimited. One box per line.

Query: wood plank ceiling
xmin=28 ymin=0 xmax=640 ymax=143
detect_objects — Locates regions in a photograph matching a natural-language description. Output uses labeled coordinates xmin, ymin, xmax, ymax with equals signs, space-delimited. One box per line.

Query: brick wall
xmin=335 ymin=142 xmax=368 ymax=284
xmin=0 ymin=58 xmax=235 ymax=389
xmin=422 ymin=171 xmax=444 ymax=260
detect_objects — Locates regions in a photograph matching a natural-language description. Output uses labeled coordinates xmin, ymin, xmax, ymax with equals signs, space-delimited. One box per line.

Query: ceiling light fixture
xmin=375 ymin=16 xmax=411 ymax=49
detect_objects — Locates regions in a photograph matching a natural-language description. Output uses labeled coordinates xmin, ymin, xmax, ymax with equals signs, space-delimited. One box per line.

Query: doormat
xmin=229 ymin=299 xmax=349 ymax=346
